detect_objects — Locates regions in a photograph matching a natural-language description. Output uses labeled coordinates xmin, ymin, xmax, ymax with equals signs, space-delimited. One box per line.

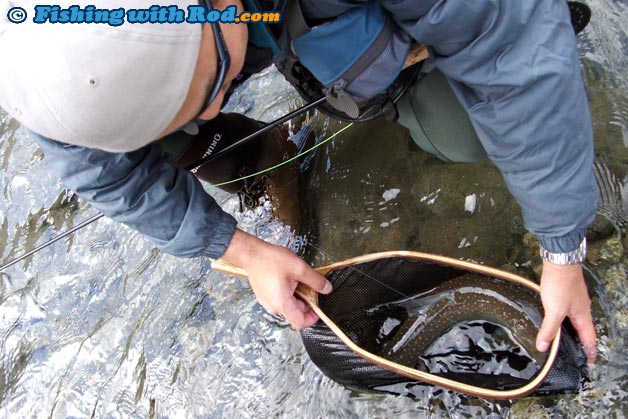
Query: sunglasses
xmin=196 ymin=0 xmax=232 ymax=118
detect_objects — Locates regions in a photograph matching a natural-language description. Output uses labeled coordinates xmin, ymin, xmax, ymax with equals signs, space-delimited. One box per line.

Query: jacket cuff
xmin=537 ymin=228 xmax=587 ymax=254
xmin=201 ymin=212 xmax=238 ymax=259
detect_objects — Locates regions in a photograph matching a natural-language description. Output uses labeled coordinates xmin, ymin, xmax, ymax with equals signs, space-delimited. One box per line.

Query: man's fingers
xmin=293 ymin=296 xmax=309 ymax=313
xmin=282 ymin=296 xmax=319 ymax=329
xmin=537 ymin=310 xmax=598 ymax=365
xmin=302 ymin=310 xmax=320 ymax=328
xmin=295 ymin=266 xmax=332 ymax=295
xmin=537 ymin=261 xmax=598 ymax=365
xmin=570 ymin=312 xmax=598 ymax=365
xmin=536 ymin=311 xmax=563 ymax=353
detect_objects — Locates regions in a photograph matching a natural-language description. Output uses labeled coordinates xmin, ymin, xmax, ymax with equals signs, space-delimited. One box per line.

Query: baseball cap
xmin=0 ymin=0 xmax=203 ymax=152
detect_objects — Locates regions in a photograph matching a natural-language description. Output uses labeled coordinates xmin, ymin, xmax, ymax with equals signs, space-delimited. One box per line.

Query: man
xmin=0 ymin=0 xmax=333 ymax=330
xmin=0 ymin=0 xmax=597 ymax=366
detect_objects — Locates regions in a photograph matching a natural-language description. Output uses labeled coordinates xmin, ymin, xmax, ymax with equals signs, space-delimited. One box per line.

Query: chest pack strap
xmin=285 ymin=0 xmax=311 ymax=40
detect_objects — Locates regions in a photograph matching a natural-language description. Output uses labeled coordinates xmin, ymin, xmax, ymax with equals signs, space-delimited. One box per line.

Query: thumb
xmin=298 ymin=267 xmax=333 ymax=295
xmin=536 ymin=311 xmax=563 ymax=352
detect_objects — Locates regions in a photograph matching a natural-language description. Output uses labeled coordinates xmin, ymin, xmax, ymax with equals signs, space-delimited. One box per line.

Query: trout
xmin=376 ymin=273 xmax=547 ymax=367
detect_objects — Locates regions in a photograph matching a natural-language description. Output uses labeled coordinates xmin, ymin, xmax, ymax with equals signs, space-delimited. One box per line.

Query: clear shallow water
xmin=2 ymin=2 xmax=628 ymax=418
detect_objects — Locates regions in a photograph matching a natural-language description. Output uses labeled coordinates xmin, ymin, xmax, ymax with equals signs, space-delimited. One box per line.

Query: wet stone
xmin=522 ymin=232 xmax=539 ymax=248
xmin=587 ymin=241 xmax=602 ymax=264
xmin=498 ymin=264 xmax=539 ymax=282
xmin=587 ymin=215 xmax=616 ymax=241
xmin=621 ymin=235 xmax=628 ymax=263
xmin=531 ymin=262 xmax=543 ymax=280
xmin=615 ymin=308 xmax=628 ymax=330
xmin=517 ymin=233 xmax=543 ymax=276
xmin=600 ymin=264 xmax=628 ymax=304
xmin=599 ymin=237 xmax=624 ymax=263
xmin=510 ymin=399 xmax=551 ymax=419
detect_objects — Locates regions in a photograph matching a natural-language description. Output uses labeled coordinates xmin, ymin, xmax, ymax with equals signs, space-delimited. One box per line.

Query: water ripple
xmin=2 ymin=2 xmax=628 ymax=417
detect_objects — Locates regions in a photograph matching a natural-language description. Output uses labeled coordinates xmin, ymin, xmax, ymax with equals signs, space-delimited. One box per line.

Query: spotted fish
xmin=376 ymin=273 xmax=547 ymax=368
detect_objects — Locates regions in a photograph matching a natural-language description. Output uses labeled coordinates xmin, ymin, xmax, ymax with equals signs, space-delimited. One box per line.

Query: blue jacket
xmin=301 ymin=0 xmax=598 ymax=253
xmin=33 ymin=0 xmax=597 ymax=257
xmin=33 ymin=135 xmax=238 ymax=259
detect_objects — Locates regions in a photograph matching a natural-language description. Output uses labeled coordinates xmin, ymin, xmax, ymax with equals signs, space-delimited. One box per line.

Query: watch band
xmin=539 ymin=237 xmax=587 ymax=265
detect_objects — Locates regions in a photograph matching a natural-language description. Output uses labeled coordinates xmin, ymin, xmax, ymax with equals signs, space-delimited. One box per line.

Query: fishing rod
xmin=184 ymin=96 xmax=326 ymax=171
xmin=0 ymin=98 xmax=327 ymax=273
xmin=0 ymin=212 xmax=105 ymax=272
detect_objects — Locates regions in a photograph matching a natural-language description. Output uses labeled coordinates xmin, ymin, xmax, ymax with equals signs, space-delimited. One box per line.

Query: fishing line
xmin=184 ymin=97 xmax=327 ymax=172
xmin=211 ymin=97 xmax=384 ymax=188
xmin=306 ymin=242 xmax=410 ymax=300
xmin=211 ymin=250 xmax=566 ymax=399
xmin=211 ymin=121 xmax=355 ymax=188
xmin=0 ymin=106 xmax=353 ymax=272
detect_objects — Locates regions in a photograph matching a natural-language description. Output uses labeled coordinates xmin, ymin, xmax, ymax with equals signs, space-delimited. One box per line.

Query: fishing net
xmin=568 ymin=1 xmax=591 ymax=35
xmin=300 ymin=256 xmax=587 ymax=397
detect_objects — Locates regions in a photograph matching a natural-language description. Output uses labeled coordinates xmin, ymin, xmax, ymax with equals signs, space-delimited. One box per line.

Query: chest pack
xmin=240 ymin=1 xmax=589 ymax=122
xmin=242 ymin=0 xmax=422 ymax=122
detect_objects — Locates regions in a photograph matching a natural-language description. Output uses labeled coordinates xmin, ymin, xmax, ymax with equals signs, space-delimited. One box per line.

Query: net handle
xmin=211 ymin=250 xmax=561 ymax=400
xmin=404 ymin=43 xmax=429 ymax=68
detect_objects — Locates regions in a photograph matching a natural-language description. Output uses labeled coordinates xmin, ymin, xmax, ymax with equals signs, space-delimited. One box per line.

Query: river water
xmin=2 ymin=1 xmax=628 ymax=417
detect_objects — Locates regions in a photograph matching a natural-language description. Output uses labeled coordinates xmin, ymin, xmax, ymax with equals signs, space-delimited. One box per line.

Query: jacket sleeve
xmin=32 ymin=132 xmax=238 ymax=259
xmin=381 ymin=0 xmax=598 ymax=253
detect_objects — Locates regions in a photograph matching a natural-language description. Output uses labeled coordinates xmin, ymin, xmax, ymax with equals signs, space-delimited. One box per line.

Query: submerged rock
xmin=599 ymin=237 xmax=624 ymax=263
xmin=510 ymin=399 xmax=551 ymax=419
xmin=615 ymin=308 xmax=628 ymax=330
xmin=587 ymin=215 xmax=616 ymax=241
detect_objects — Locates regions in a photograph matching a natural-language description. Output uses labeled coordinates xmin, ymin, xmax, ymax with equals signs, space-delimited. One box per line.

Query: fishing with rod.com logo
xmin=6 ymin=4 xmax=281 ymax=25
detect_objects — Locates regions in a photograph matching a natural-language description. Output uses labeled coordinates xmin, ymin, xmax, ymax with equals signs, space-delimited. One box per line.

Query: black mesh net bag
xmin=300 ymin=256 xmax=588 ymax=398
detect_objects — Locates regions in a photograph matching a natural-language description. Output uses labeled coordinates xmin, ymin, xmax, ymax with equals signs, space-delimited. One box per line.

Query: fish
xmin=374 ymin=273 xmax=547 ymax=368
xmin=299 ymin=254 xmax=587 ymax=396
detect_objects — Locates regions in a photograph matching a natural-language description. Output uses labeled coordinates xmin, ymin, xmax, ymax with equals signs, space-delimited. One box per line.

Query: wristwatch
xmin=539 ymin=237 xmax=587 ymax=265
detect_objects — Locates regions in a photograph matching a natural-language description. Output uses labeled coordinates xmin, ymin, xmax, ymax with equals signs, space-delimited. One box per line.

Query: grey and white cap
xmin=0 ymin=0 xmax=202 ymax=152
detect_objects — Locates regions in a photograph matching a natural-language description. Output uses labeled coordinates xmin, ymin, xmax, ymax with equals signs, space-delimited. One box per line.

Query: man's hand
xmin=536 ymin=260 xmax=597 ymax=366
xmin=221 ymin=229 xmax=332 ymax=329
